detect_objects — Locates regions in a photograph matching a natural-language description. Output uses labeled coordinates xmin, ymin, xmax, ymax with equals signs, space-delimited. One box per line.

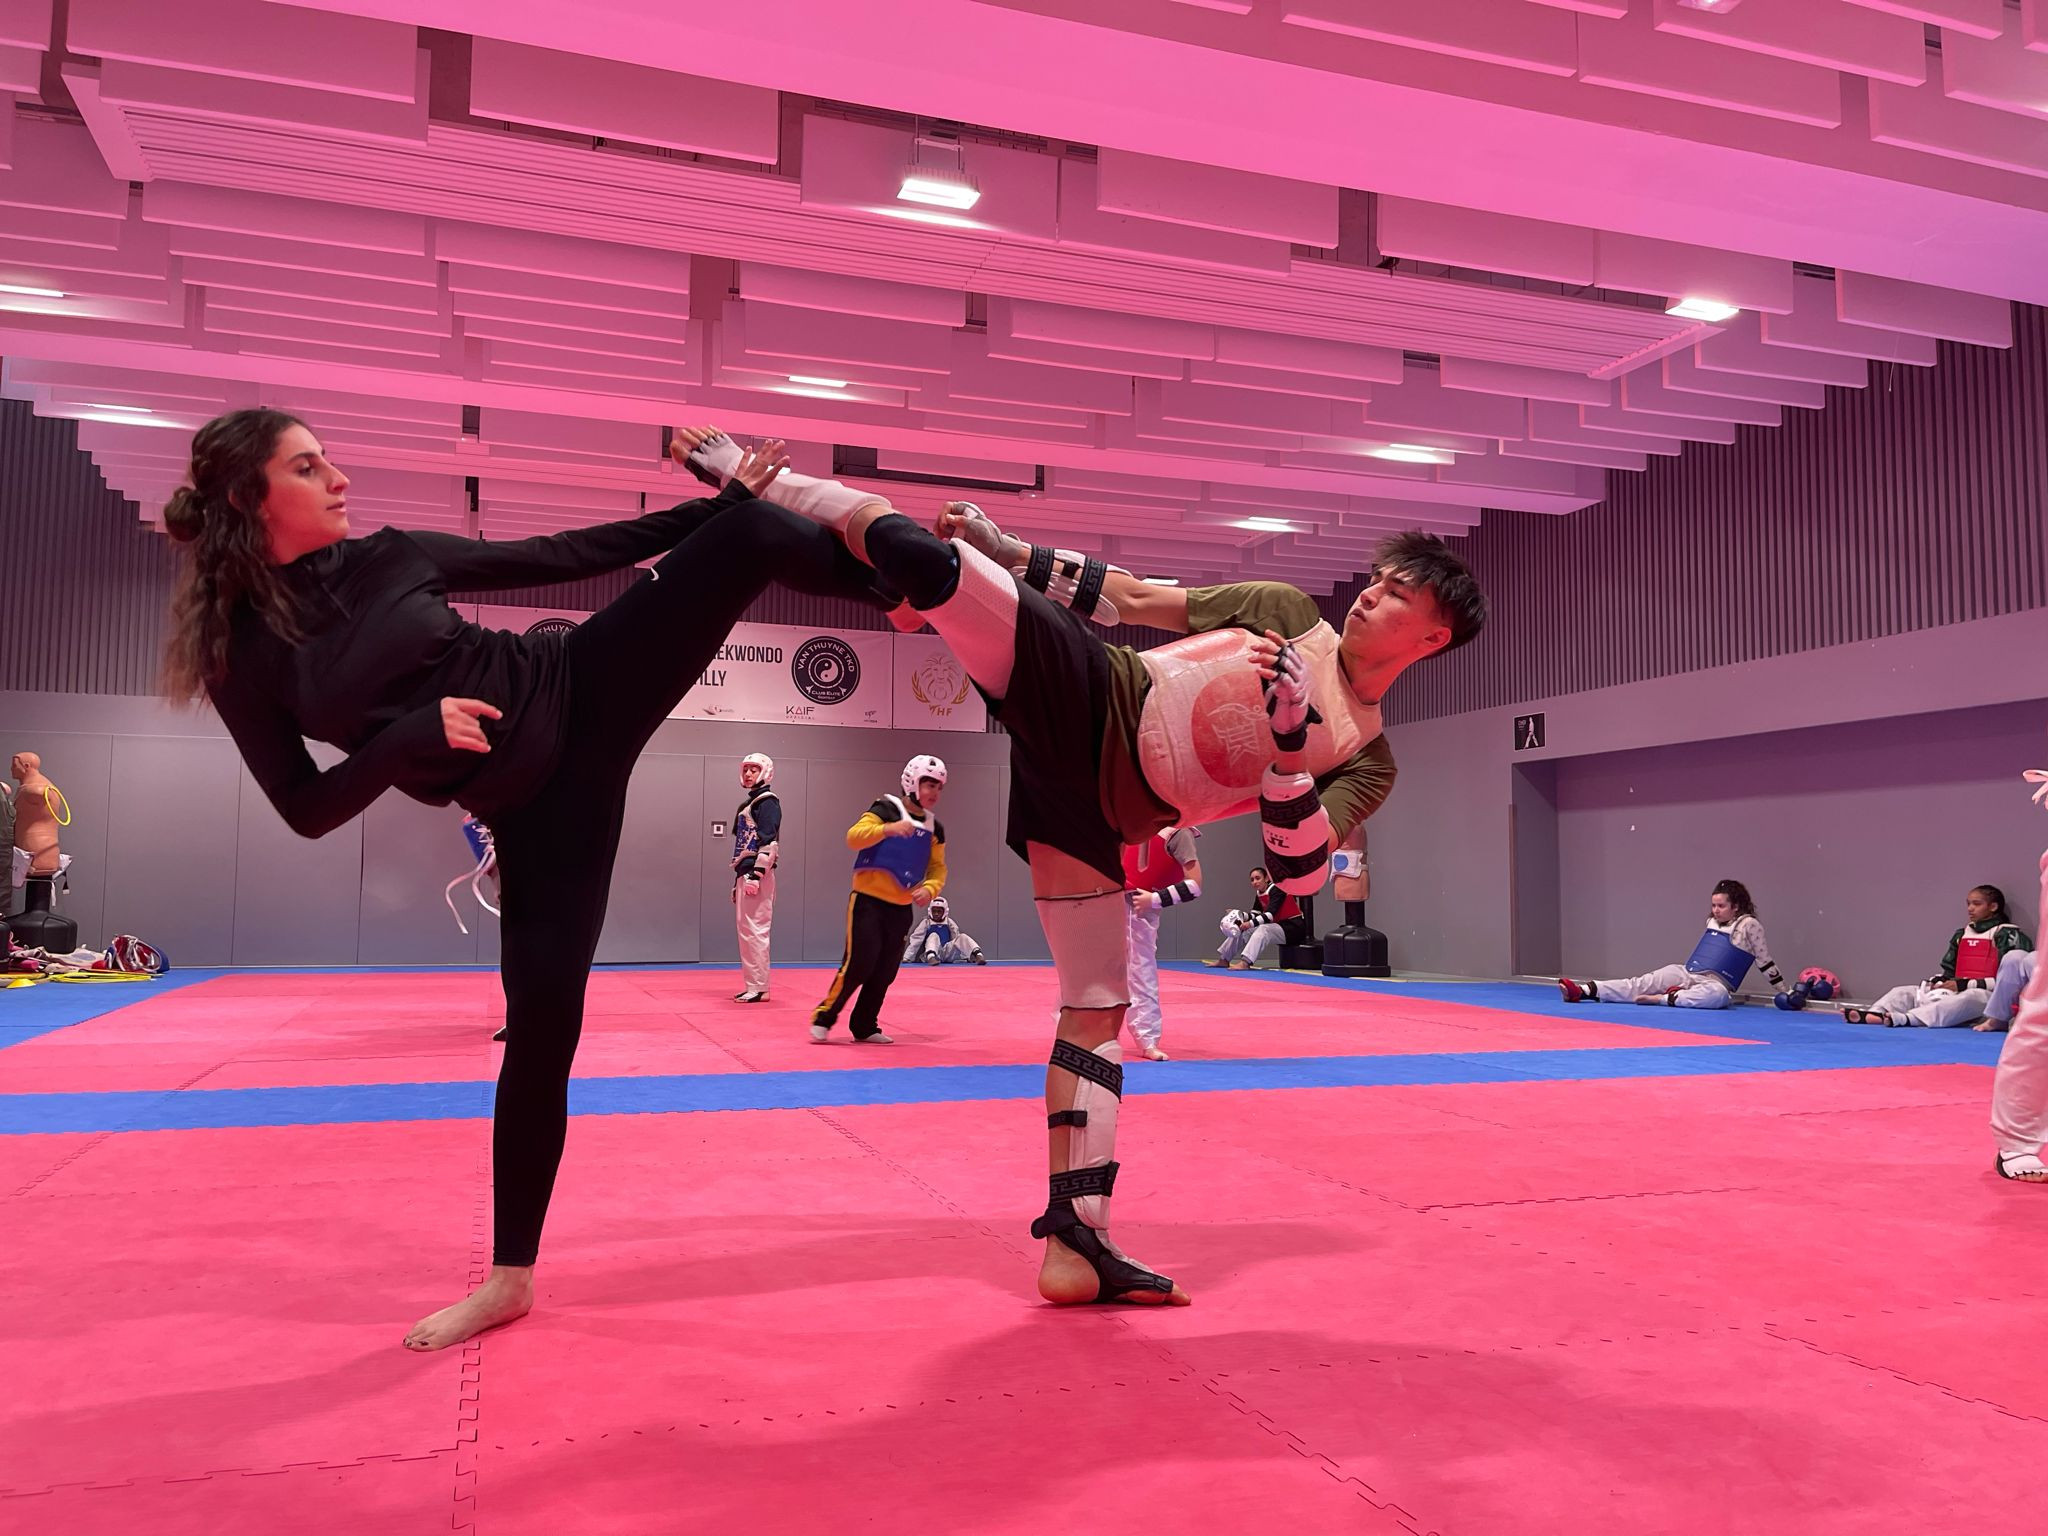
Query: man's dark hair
xmin=1375 ymin=531 xmax=1487 ymax=655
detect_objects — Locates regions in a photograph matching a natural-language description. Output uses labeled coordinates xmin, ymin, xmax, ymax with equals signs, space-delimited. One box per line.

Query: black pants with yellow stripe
xmin=812 ymin=892 xmax=918 ymax=1039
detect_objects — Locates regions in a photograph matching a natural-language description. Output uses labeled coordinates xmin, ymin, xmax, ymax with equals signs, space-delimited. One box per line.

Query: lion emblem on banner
xmin=910 ymin=652 xmax=972 ymax=710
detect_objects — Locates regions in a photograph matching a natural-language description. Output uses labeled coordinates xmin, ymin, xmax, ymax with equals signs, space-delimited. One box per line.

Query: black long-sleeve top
xmin=208 ymin=481 xmax=749 ymax=839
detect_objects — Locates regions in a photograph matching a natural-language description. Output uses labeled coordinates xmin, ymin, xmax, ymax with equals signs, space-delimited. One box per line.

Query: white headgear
xmin=902 ymin=753 xmax=948 ymax=799
xmin=741 ymin=752 xmax=774 ymax=786
xmin=929 ymin=896 xmax=949 ymax=919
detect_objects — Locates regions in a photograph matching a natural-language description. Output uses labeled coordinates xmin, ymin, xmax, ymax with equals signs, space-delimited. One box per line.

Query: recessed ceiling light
xmin=899 ymin=137 xmax=981 ymax=210
xmin=1666 ymin=296 xmax=1741 ymax=323
xmin=1676 ymin=0 xmax=1740 ymax=11
xmin=788 ymin=375 xmax=848 ymax=389
xmin=1238 ymin=516 xmax=1295 ymax=532
xmin=1367 ymin=444 xmax=1455 ymax=465
xmin=0 ymin=282 xmax=64 ymax=299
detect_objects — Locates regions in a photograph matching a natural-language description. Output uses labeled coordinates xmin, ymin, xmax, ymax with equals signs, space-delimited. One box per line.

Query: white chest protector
xmin=1135 ymin=620 xmax=1382 ymax=827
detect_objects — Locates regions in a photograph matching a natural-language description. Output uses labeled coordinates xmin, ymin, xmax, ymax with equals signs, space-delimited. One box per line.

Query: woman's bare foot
xmin=402 ymin=1265 xmax=534 ymax=1351
xmin=1037 ymin=1236 xmax=1192 ymax=1307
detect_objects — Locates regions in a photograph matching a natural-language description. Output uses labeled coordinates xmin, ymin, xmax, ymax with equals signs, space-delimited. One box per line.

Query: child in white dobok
xmin=1559 ymin=879 xmax=1787 ymax=1009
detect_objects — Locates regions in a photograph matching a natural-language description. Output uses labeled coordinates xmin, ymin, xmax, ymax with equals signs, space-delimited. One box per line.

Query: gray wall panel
xmin=595 ymin=752 xmax=703 ymax=963
xmin=231 ymin=747 xmax=365 ymax=966
xmin=102 ymin=734 xmax=243 ymax=966
xmin=358 ymin=797 xmax=484 ymax=966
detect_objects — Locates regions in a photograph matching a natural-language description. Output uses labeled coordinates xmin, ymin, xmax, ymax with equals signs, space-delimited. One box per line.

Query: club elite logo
xmin=791 ymin=635 xmax=860 ymax=706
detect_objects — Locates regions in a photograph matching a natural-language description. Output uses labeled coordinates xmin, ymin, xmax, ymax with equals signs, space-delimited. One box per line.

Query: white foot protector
xmin=1996 ymin=1152 xmax=2048 ymax=1182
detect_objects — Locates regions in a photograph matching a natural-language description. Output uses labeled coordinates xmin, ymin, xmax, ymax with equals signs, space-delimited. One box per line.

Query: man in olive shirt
xmin=673 ymin=429 xmax=1486 ymax=1309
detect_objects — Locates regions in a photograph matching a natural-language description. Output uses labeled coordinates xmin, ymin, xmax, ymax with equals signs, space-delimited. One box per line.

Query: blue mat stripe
xmin=0 ymin=1035 xmax=1997 ymax=1136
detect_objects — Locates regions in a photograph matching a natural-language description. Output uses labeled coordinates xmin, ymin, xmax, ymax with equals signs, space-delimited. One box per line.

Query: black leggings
xmin=811 ymin=892 xmax=918 ymax=1040
xmin=484 ymin=497 xmax=870 ymax=1266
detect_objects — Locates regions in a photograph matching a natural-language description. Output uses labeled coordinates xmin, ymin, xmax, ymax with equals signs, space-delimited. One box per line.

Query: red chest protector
xmin=1122 ymin=830 xmax=1185 ymax=893
xmin=1955 ymin=926 xmax=2013 ymax=982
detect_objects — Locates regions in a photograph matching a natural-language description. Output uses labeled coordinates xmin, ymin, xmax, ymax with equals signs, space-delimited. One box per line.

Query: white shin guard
xmin=1036 ymin=887 xmax=1132 ymax=1011
xmin=1047 ymin=1038 xmax=1123 ymax=1230
xmin=926 ymin=538 xmax=1021 ymax=697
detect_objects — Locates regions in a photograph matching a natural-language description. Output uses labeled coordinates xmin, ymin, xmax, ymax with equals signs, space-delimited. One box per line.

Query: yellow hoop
xmin=46 ymin=785 xmax=71 ymax=827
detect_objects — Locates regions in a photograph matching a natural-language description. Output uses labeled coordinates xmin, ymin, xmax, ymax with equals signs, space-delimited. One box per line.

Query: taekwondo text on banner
xmin=473 ymin=609 xmax=984 ymax=731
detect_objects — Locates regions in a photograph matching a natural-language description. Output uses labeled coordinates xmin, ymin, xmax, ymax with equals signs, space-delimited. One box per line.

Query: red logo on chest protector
xmin=1191 ymin=672 xmax=1270 ymax=786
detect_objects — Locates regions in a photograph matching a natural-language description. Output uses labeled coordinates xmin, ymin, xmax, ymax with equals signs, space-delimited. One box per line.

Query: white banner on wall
xmin=469 ymin=608 xmax=986 ymax=733
xmin=890 ymin=631 xmax=988 ymax=734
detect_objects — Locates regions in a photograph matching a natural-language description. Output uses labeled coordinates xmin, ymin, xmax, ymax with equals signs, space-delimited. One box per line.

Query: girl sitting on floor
xmin=1846 ymin=885 xmax=2032 ymax=1028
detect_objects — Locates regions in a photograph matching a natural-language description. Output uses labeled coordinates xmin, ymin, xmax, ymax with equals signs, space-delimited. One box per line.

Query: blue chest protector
xmin=1685 ymin=926 xmax=1753 ymax=991
xmin=732 ymin=791 xmax=777 ymax=864
xmin=927 ymin=921 xmax=954 ymax=946
xmin=852 ymin=796 xmax=934 ymax=889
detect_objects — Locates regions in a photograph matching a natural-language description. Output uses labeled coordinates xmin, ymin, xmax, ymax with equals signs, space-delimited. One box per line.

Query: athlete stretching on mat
xmin=161 ymin=410 xmax=884 ymax=1350
xmin=672 ymin=428 xmax=1486 ymax=1306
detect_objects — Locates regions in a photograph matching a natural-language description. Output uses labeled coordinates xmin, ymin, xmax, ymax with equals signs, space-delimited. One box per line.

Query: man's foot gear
xmin=853 ymin=1031 xmax=895 ymax=1045
xmin=809 ymin=1022 xmax=832 ymax=1042
xmin=1557 ymin=978 xmax=1590 ymax=1003
xmin=923 ymin=952 xmax=941 ymax=965
xmin=734 ymin=989 xmax=768 ymax=1003
xmin=972 ymin=952 xmax=986 ymax=965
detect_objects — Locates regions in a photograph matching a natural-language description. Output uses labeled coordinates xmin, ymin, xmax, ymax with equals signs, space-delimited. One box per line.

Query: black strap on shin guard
xmin=1050 ymin=1038 xmax=1122 ymax=1096
xmin=1067 ymin=556 xmax=1109 ymax=620
xmin=1023 ymin=543 xmax=1056 ymax=594
xmin=1028 ymin=1200 xmax=1175 ymax=1302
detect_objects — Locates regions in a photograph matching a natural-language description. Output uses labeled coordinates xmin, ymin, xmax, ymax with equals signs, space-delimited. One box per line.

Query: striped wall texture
xmin=8 ymin=296 xmax=2044 ymax=712
xmin=1347 ymin=302 xmax=2048 ymax=727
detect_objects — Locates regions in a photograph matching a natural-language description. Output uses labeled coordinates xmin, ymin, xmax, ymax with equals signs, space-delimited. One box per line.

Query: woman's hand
xmin=731 ymin=439 xmax=790 ymax=496
xmin=441 ymin=697 xmax=502 ymax=753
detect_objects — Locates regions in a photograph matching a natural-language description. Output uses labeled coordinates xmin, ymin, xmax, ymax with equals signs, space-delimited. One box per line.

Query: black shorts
xmin=986 ymin=585 xmax=1125 ymax=884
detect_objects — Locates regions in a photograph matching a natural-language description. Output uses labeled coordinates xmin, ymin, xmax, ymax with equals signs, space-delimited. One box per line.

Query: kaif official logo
xmin=524 ymin=617 xmax=581 ymax=639
xmin=909 ymin=651 xmax=972 ymax=716
xmin=791 ymin=636 xmax=860 ymax=705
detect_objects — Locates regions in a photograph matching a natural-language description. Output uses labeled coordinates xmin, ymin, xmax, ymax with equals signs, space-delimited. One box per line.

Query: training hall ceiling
xmin=0 ymin=0 xmax=2040 ymax=590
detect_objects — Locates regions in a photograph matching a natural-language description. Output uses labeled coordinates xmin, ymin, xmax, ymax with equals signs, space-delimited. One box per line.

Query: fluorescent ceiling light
xmin=1676 ymin=0 xmax=1740 ymax=10
xmin=1367 ymin=444 xmax=1455 ymax=465
xmin=0 ymin=282 xmax=64 ymax=298
xmin=1666 ymin=296 xmax=1741 ymax=323
xmin=83 ymin=403 xmax=150 ymax=413
xmin=1238 ymin=516 xmax=1295 ymax=532
xmin=787 ymin=375 xmax=848 ymax=389
xmin=898 ymin=136 xmax=981 ymax=210
xmin=75 ymin=411 xmax=182 ymax=428
xmin=1140 ymin=576 xmax=1181 ymax=586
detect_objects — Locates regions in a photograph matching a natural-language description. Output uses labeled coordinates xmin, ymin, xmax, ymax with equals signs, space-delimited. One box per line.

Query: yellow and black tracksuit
xmin=811 ymin=794 xmax=948 ymax=1039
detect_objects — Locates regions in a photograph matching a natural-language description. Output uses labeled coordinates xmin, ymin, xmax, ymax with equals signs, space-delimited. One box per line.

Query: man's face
xmin=1342 ymin=566 xmax=1452 ymax=667
xmin=915 ymin=777 xmax=944 ymax=812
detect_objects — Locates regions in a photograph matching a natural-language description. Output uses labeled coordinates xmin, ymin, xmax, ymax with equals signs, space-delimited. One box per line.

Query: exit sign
xmin=1513 ymin=712 xmax=1546 ymax=751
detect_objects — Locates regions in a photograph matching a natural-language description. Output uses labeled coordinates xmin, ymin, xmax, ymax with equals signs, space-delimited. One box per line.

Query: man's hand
xmin=911 ymin=886 xmax=935 ymax=906
xmin=731 ymin=439 xmax=790 ymax=495
xmin=1127 ymin=890 xmax=1161 ymax=914
xmin=884 ymin=818 xmax=921 ymax=838
xmin=441 ymin=697 xmax=502 ymax=753
xmin=1250 ymin=629 xmax=1316 ymax=749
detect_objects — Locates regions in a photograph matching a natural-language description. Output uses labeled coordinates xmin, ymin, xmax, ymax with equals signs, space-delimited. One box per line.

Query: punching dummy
xmin=1321 ymin=824 xmax=1391 ymax=977
xmin=7 ymin=753 xmax=76 ymax=951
